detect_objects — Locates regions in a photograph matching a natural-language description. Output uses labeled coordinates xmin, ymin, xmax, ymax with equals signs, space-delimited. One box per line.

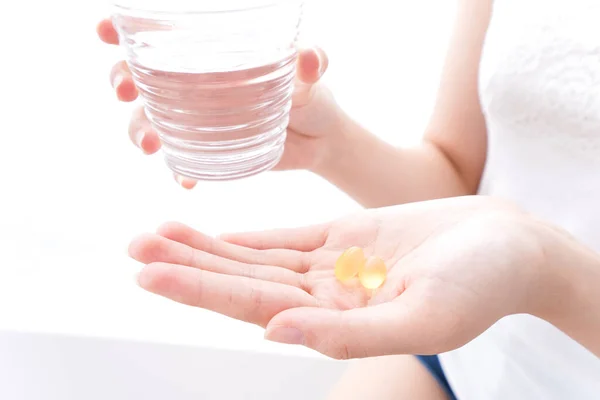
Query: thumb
xmin=265 ymin=300 xmax=425 ymax=360
xmin=264 ymin=284 xmax=471 ymax=360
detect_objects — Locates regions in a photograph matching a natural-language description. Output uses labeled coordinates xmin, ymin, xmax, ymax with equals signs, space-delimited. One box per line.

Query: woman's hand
xmin=96 ymin=19 xmax=344 ymax=189
xmin=128 ymin=196 xmax=556 ymax=359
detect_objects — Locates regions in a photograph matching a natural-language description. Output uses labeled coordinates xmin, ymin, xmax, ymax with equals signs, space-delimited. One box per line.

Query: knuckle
xmin=132 ymin=105 xmax=147 ymax=120
xmin=316 ymin=336 xmax=352 ymax=361
xmin=239 ymin=285 xmax=264 ymax=325
xmin=249 ymin=285 xmax=264 ymax=309
xmin=193 ymin=270 xmax=206 ymax=307
xmin=329 ymin=342 xmax=352 ymax=361
xmin=226 ymin=287 xmax=235 ymax=308
xmin=298 ymin=251 xmax=312 ymax=273
xmin=297 ymin=272 xmax=310 ymax=293
xmin=191 ymin=249 xmax=220 ymax=271
xmin=245 ymin=265 xmax=258 ymax=280
xmin=128 ymin=107 xmax=149 ymax=136
xmin=117 ymin=60 xmax=130 ymax=73
xmin=110 ymin=62 xmax=120 ymax=78
xmin=333 ymin=344 xmax=351 ymax=360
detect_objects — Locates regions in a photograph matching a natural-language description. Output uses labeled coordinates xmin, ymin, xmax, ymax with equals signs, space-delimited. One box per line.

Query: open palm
xmin=130 ymin=196 xmax=542 ymax=359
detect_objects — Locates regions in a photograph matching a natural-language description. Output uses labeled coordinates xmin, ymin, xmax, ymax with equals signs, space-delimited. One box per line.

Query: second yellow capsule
xmin=358 ymin=256 xmax=388 ymax=289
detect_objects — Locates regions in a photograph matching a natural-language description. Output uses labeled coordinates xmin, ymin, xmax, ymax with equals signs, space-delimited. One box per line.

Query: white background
xmin=0 ymin=0 xmax=455 ymax=397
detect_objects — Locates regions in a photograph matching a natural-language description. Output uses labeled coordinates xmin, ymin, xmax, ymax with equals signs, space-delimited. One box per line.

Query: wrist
xmin=528 ymin=219 xmax=600 ymax=331
xmin=310 ymin=112 xmax=380 ymax=178
xmin=510 ymin=213 xmax=600 ymax=356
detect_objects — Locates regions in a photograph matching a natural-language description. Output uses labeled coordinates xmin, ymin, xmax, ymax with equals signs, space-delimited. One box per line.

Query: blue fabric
xmin=416 ymin=355 xmax=457 ymax=400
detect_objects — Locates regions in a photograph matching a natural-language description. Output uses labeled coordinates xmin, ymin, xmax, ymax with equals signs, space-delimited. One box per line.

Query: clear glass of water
xmin=110 ymin=0 xmax=304 ymax=181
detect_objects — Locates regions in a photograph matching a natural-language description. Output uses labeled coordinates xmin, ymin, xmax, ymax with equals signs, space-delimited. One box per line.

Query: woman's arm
xmin=314 ymin=0 xmax=493 ymax=208
xmin=134 ymin=195 xmax=599 ymax=358
xmin=534 ymin=223 xmax=600 ymax=357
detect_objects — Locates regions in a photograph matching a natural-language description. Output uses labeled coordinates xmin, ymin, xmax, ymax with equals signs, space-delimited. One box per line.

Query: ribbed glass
xmin=111 ymin=0 xmax=304 ymax=180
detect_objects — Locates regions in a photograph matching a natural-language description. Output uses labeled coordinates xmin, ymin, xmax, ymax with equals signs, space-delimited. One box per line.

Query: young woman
xmin=97 ymin=0 xmax=600 ymax=398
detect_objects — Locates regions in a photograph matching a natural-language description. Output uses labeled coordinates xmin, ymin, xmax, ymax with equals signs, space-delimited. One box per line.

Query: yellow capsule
xmin=359 ymin=256 xmax=387 ymax=289
xmin=335 ymin=247 xmax=365 ymax=282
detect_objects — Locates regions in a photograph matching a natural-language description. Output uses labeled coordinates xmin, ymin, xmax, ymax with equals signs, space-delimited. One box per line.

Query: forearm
xmin=313 ymin=118 xmax=472 ymax=208
xmin=308 ymin=0 xmax=491 ymax=209
xmin=535 ymin=224 xmax=600 ymax=357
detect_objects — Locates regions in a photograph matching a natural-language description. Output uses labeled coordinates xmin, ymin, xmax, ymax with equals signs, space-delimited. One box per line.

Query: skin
xmin=99 ymin=0 xmax=600 ymax=396
xmin=97 ymin=18 xmax=334 ymax=190
xmin=97 ymin=0 xmax=488 ymax=207
xmin=130 ymin=196 xmax=533 ymax=359
xmin=129 ymin=196 xmax=600 ymax=359
xmin=326 ymin=356 xmax=451 ymax=400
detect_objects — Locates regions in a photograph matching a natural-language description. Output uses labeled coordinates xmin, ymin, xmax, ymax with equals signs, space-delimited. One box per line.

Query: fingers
xmin=296 ymin=47 xmax=329 ymax=84
xmin=99 ymin=18 xmax=195 ymax=189
xmin=265 ymin=283 xmax=473 ymax=360
xmin=137 ymin=263 xmax=317 ymax=327
xmin=99 ymin=19 xmax=161 ymax=157
xmin=264 ymin=303 xmax=410 ymax=360
xmin=157 ymin=222 xmax=310 ymax=273
xmin=127 ymin=106 xmax=161 ymax=154
xmin=101 ymin=20 xmax=136 ymax=102
xmin=129 ymin=233 xmax=305 ymax=288
xmin=110 ymin=61 xmax=138 ymax=102
xmin=97 ymin=19 xmax=119 ymax=45
xmin=265 ymin=279 xmax=465 ymax=360
xmin=220 ymin=223 xmax=330 ymax=252
xmin=292 ymin=47 xmax=329 ymax=108
xmin=128 ymin=106 xmax=196 ymax=189
xmin=174 ymin=174 xmax=198 ymax=190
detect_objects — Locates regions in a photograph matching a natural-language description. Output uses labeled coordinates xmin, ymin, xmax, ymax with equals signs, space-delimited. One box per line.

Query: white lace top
xmin=438 ymin=0 xmax=600 ymax=398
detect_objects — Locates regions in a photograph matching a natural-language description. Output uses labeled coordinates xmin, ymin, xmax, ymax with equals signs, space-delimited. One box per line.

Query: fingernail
xmin=135 ymin=130 xmax=146 ymax=149
xmin=265 ymin=327 xmax=305 ymax=345
xmin=174 ymin=175 xmax=196 ymax=190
